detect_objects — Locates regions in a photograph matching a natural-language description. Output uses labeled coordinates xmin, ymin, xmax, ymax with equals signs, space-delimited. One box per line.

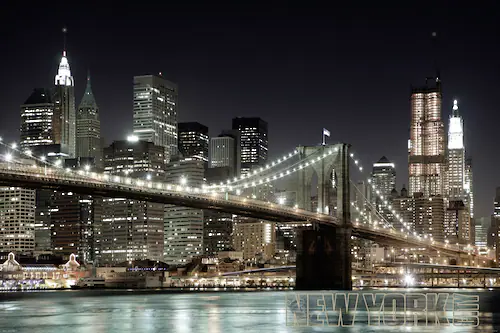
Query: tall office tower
xmin=34 ymin=189 xmax=52 ymax=252
xmin=445 ymin=200 xmax=472 ymax=245
xmin=392 ymin=190 xmax=445 ymax=243
xmin=53 ymin=50 xmax=76 ymax=157
xmin=95 ymin=138 xmax=166 ymax=265
xmin=133 ymin=74 xmax=178 ymax=159
xmin=164 ymin=158 xmax=204 ymax=265
xmin=50 ymin=191 xmax=94 ymax=262
xmin=464 ymin=158 xmax=474 ymax=218
xmin=203 ymin=211 xmax=233 ymax=256
xmin=474 ymin=217 xmax=489 ymax=248
xmin=232 ymin=117 xmax=268 ymax=175
xmin=209 ymin=130 xmax=241 ymax=177
xmin=20 ymin=88 xmax=54 ymax=149
xmin=178 ymin=122 xmax=209 ymax=165
xmin=448 ymin=100 xmax=465 ymax=200
xmin=408 ymin=77 xmax=445 ymax=197
xmin=232 ymin=217 xmax=275 ymax=261
xmin=0 ymin=187 xmax=36 ymax=253
xmin=76 ymin=73 xmax=102 ymax=168
xmin=371 ymin=156 xmax=396 ymax=197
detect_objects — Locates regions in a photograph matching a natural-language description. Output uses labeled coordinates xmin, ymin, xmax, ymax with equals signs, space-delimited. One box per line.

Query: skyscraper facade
xmin=178 ymin=122 xmax=209 ymax=165
xmin=20 ymin=88 xmax=54 ymax=149
xmin=232 ymin=117 xmax=268 ymax=175
xmin=53 ymin=50 xmax=76 ymax=157
xmin=95 ymin=139 xmax=166 ymax=265
xmin=408 ymin=78 xmax=445 ymax=197
xmin=465 ymin=158 xmax=474 ymax=218
xmin=164 ymin=159 xmax=204 ymax=265
xmin=448 ymin=100 xmax=465 ymax=200
xmin=371 ymin=156 xmax=396 ymax=198
xmin=0 ymin=187 xmax=36 ymax=253
xmin=133 ymin=75 xmax=178 ymax=158
xmin=76 ymin=73 xmax=102 ymax=168
xmin=209 ymin=130 xmax=240 ymax=177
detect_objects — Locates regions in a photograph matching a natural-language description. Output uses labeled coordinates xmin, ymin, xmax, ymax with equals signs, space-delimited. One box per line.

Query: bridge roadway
xmin=0 ymin=163 xmax=485 ymax=259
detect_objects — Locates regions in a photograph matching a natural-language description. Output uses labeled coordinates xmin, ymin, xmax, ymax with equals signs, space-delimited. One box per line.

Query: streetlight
xmin=180 ymin=176 xmax=187 ymax=186
xmin=146 ymin=174 xmax=152 ymax=181
xmin=84 ymin=165 xmax=90 ymax=171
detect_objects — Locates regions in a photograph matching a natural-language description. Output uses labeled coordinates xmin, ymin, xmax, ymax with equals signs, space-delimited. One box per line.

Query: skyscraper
xmin=164 ymin=158 xmax=204 ymax=265
xmin=0 ymin=187 xmax=36 ymax=253
xmin=20 ymin=88 xmax=54 ymax=149
xmin=465 ymin=158 xmax=474 ymax=218
xmin=371 ymin=156 xmax=396 ymax=198
xmin=232 ymin=117 xmax=268 ymax=175
xmin=95 ymin=138 xmax=166 ymax=265
xmin=178 ymin=122 xmax=209 ymax=165
xmin=448 ymin=100 xmax=465 ymax=200
xmin=53 ymin=50 xmax=76 ymax=157
xmin=408 ymin=77 xmax=445 ymax=197
xmin=76 ymin=73 xmax=102 ymax=168
xmin=209 ymin=130 xmax=240 ymax=177
xmin=133 ymin=74 xmax=178 ymax=158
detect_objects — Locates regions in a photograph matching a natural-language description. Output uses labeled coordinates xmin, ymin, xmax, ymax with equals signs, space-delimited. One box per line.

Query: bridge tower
xmin=295 ymin=143 xmax=352 ymax=290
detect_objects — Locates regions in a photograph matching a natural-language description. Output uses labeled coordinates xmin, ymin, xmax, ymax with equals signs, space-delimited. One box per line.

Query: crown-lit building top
xmin=448 ymin=100 xmax=464 ymax=150
xmin=55 ymin=51 xmax=74 ymax=87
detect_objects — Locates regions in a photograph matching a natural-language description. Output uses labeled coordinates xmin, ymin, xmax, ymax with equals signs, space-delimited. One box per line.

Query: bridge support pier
xmin=295 ymin=143 xmax=352 ymax=290
xmin=296 ymin=224 xmax=352 ymax=290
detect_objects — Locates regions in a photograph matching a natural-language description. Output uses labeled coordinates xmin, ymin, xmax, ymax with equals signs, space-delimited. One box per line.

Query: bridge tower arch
xmin=295 ymin=143 xmax=352 ymax=290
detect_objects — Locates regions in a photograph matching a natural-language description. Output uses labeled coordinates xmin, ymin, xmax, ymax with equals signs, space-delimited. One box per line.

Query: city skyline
xmin=1 ymin=3 xmax=499 ymax=219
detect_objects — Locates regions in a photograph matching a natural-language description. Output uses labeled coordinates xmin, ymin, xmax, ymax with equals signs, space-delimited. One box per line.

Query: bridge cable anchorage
xmin=348 ymin=149 xmax=479 ymax=256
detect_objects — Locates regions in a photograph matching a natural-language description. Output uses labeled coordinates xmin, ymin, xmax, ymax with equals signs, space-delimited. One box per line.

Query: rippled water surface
xmin=0 ymin=289 xmax=498 ymax=332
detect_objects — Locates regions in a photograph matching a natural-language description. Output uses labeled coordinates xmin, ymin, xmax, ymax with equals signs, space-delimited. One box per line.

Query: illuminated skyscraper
xmin=76 ymin=73 xmax=102 ymax=168
xmin=371 ymin=156 xmax=396 ymax=198
xmin=178 ymin=122 xmax=209 ymax=166
xmin=465 ymin=158 xmax=474 ymax=218
xmin=232 ymin=117 xmax=268 ymax=175
xmin=20 ymin=89 xmax=54 ymax=149
xmin=133 ymin=74 xmax=178 ymax=159
xmin=209 ymin=130 xmax=240 ymax=177
xmin=408 ymin=77 xmax=445 ymax=196
xmin=53 ymin=50 xmax=76 ymax=157
xmin=447 ymin=100 xmax=465 ymax=200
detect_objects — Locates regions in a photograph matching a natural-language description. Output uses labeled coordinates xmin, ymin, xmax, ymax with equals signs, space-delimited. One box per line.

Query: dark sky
xmin=0 ymin=1 xmax=499 ymax=218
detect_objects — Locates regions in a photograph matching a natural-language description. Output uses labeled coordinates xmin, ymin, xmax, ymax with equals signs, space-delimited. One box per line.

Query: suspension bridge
xmin=0 ymin=141 xmax=490 ymax=290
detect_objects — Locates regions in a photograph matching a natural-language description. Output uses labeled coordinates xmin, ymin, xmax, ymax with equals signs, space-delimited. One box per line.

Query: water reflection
xmin=0 ymin=289 xmax=496 ymax=332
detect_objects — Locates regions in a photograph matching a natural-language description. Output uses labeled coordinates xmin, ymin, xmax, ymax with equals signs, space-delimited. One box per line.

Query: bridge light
xmin=278 ymin=197 xmax=285 ymax=205
xmin=146 ymin=174 xmax=152 ymax=181
xmin=359 ymin=167 xmax=363 ymax=171
xmin=180 ymin=176 xmax=187 ymax=186
xmin=40 ymin=156 xmax=46 ymax=162
xmin=4 ymin=153 xmax=12 ymax=162
xmin=84 ymin=165 xmax=90 ymax=171
xmin=10 ymin=142 xmax=17 ymax=149
xmin=24 ymin=149 xmax=32 ymax=157
xmin=54 ymin=160 xmax=62 ymax=167
xmin=236 ymin=189 xmax=241 ymax=195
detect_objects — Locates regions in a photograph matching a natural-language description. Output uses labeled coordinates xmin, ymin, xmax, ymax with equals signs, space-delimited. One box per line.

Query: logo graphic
xmin=286 ymin=292 xmax=479 ymax=327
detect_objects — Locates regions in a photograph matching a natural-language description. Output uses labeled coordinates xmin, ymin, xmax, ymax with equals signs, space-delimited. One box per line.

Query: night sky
xmin=1 ymin=2 xmax=499 ymax=218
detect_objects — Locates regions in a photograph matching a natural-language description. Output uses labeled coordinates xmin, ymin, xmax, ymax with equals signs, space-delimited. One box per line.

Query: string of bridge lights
xmin=347 ymin=150 xmax=437 ymax=243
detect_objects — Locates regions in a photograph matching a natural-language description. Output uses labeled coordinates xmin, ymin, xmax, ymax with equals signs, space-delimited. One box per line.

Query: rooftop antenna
xmin=431 ymin=31 xmax=440 ymax=84
xmin=62 ymin=27 xmax=68 ymax=56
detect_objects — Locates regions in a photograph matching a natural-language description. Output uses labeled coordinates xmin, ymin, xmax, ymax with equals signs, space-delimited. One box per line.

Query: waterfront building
xmin=164 ymin=158 xmax=204 ymax=265
xmin=232 ymin=217 xmax=275 ymax=262
xmin=0 ymin=188 xmax=36 ymax=253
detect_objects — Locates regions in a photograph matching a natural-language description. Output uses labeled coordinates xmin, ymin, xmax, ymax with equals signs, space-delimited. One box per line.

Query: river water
xmin=0 ymin=289 xmax=497 ymax=332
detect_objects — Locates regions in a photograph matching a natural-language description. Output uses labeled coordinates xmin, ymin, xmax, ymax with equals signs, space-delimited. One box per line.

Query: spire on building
xmin=55 ymin=27 xmax=73 ymax=87
xmin=452 ymin=99 xmax=459 ymax=116
xmin=78 ymin=71 xmax=98 ymax=109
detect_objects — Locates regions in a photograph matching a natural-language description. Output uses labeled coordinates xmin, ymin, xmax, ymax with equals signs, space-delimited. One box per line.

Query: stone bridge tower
xmin=295 ymin=143 xmax=352 ymax=290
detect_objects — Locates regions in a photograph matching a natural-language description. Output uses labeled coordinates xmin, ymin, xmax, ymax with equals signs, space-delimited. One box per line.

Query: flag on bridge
xmin=322 ymin=128 xmax=330 ymax=145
